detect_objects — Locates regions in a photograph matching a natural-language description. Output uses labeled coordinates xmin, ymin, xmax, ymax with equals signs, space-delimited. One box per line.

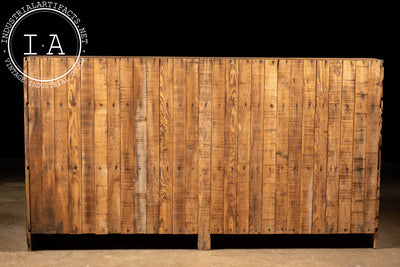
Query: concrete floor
xmin=0 ymin=158 xmax=399 ymax=266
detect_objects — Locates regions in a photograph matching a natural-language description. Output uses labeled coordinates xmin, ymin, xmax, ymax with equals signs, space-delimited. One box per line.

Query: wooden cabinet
xmin=24 ymin=57 xmax=383 ymax=250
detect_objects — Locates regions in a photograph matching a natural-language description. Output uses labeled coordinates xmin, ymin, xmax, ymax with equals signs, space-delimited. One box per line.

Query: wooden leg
xmin=372 ymin=231 xmax=378 ymax=249
xmin=198 ymin=233 xmax=211 ymax=250
xmin=27 ymin=232 xmax=32 ymax=251
xmin=367 ymin=232 xmax=378 ymax=248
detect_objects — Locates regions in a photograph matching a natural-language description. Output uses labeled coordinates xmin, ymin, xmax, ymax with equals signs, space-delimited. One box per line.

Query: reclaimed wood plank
xmin=94 ymin=58 xmax=108 ymax=234
xmin=237 ymin=59 xmax=251 ymax=234
xmin=224 ymin=59 xmax=238 ymax=234
xmin=325 ymin=60 xmax=342 ymax=233
xmin=28 ymin=57 xmax=42 ymax=233
xmin=41 ymin=57 xmax=56 ymax=233
xmin=185 ymin=58 xmax=199 ymax=234
xmin=300 ymin=59 xmax=316 ymax=234
xmin=133 ymin=58 xmax=147 ymax=233
xmin=275 ymin=59 xmax=290 ymax=233
xmin=159 ymin=58 xmax=173 ymax=234
xmin=364 ymin=152 xmax=378 ymax=203
xmin=67 ymin=57 xmax=82 ymax=234
xmin=120 ymin=58 xmax=135 ymax=234
xmin=24 ymin=58 xmax=31 ymax=245
xmin=364 ymin=60 xmax=382 ymax=234
xmin=287 ymin=60 xmax=303 ymax=234
xmin=198 ymin=58 xmax=212 ymax=250
xmin=262 ymin=59 xmax=277 ymax=234
xmin=249 ymin=59 xmax=264 ymax=234
xmin=80 ymin=58 xmax=95 ymax=233
xmin=146 ymin=58 xmax=160 ymax=234
xmin=351 ymin=60 xmax=369 ymax=233
xmin=312 ymin=60 xmax=329 ymax=234
xmin=210 ymin=58 xmax=225 ymax=234
xmin=374 ymin=62 xmax=384 ymax=247
xmin=107 ymin=58 xmax=121 ymax=233
xmin=365 ymin=60 xmax=382 ymax=191
xmin=172 ymin=58 xmax=186 ymax=234
xmin=338 ymin=60 xmax=355 ymax=233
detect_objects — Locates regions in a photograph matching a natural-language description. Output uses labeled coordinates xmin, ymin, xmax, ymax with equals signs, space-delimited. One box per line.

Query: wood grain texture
xmin=211 ymin=58 xmax=225 ymax=234
xmin=287 ymin=60 xmax=303 ymax=234
xmin=120 ymin=58 xmax=134 ymax=234
xmin=28 ymin=57 xmax=42 ymax=233
xmin=198 ymin=58 xmax=212 ymax=249
xmin=107 ymin=58 xmax=121 ymax=233
xmin=364 ymin=60 xmax=382 ymax=234
xmin=300 ymin=60 xmax=316 ymax=234
xmin=81 ymin=58 xmax=95 ymax=233
xmin=312 ymin=60 xmax=329 ymax=234
xmin=159 ymin=58 xmax=173 ymax=234
xmin=224 ymin=59 xmax=238 ymax=234
xmin=275 ymin=59 xmax=290 ymax=234
xmin=325 ymin=60 xmax=342 ymax=233
xmin=352 ymin=60 xmax=369 ymax=233
xmin=26 ymin=57 xmax=383 ymax=244
xmin=146 ymin=58 xmax=160 ymax=234
xmin=185 ymin=58 xmax=199 ymax=234
xmin=237 ymin=59 xmax=251 ymax=234
xmin=67 ymin=57 xmax=82 ymax=234
xmin=94 ymin=58 xmax=108 ymax=234
xmin=133 ymin=58 xmax=147 ymax=233
xmin=41 ymin=57 xmax=56 ymax=233
xmin=338 ymin=60 xmax=355 ymax=233
xmin=249 ymin=59 xmax=264 ymax=234
xmin=23 ymin=58 xmax=30 ymax=242
xmin=172 ymin=58 xmax=186 ymax=234
xmin=262 ymin=60 xmax=277 ymax=234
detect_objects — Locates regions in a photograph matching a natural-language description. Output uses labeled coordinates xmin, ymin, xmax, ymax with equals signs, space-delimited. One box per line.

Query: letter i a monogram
xmin=23 ymin=34 xmax=65 ymax=55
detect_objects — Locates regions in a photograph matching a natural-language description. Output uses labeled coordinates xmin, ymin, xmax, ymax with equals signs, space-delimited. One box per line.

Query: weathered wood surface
xmin=25 ymin=57 xmax=383 ymax=246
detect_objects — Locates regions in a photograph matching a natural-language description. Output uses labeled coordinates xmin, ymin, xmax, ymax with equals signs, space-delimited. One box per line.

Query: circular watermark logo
xmin=2 ymin=2 xmax=88 ymax=85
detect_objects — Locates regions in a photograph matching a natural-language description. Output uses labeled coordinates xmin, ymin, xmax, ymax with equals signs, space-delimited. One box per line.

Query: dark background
xmin=0 ymin=1 xmax=398 ymax=164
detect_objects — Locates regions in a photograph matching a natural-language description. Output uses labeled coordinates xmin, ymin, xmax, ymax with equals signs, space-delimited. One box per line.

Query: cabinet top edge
xmin=23 ymin=56 xmax=384 ymax=62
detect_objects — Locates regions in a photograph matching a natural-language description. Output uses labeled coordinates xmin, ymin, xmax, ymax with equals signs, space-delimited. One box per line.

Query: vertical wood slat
xmin=120 ymin=58 xmax=134 ymax=234
xmin=107 ymin=58 xmax=121 ymax=233
xmin=375 ymin=62 xmax=384 ymax=244
xmin=159 ymin=58 xmax=173 ymax=234
xmin=41 ymin=57 xmax=56 ymax=233
xmin=300 ymin=60 xmax=316 ymax=234
xmin=28 ymin=57 xmax=42 ymax=233
xmin=325 ymin=60 xmax=342 ymax=233
xmin=24 ymin=58 xmax=30 ymax=242
xmin=262 ymin=60 xmax=277 ymax=234
xmin=211 ymin=58 xmax=225 ymax=234
xmin=275 ymin=60 xmax=290 ymax=234
xmin=364 ymin=60 xmax=382 ymax=233
xmin=237 ymin=59 xmax=251 ymax=234
xmin=146 ymin=58 xmax=160 ymax=234
xmin=312 ymin=60 xmax=329 ymax=234
xmin=352 ymin=60 xmax=369 ymax=233
xmin=249 ymin=59 xmax=264 ymax=234
xmin=68 ymin=57 xmax=82 ymax=234
xmin=81 ymin=58 xmax=95 ymax=234
xmin=338 ymin=60 xmax=355 ymax=233
xmin=133 ymin=58 xmax=147 ymax=233
xmin=198 ymin=58 xmax=212 ymax=249
xmin=185 ymin=58 xmax=199 ymax=234
xmin=172 ymin=59 xmax=186 ymax=234
xmin=224 ymin=59 xmax=238 ymax=234
xmin=287 ymin=60 xmax=303 ymax=234
xmin=94 ymin=58 xmax=108 ymax=234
